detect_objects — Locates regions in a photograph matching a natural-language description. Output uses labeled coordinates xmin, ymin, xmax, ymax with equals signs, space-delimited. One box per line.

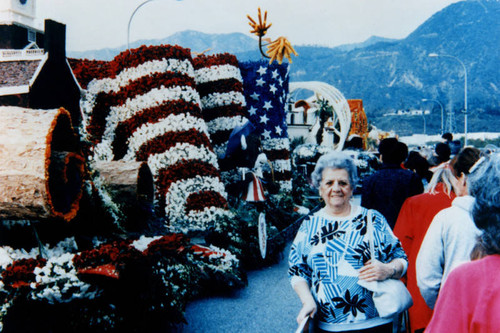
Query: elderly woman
xmin=426 ymin=152 xmax=500 ymax=332
xmin=288 ymin=151 xmax=408 ymax=333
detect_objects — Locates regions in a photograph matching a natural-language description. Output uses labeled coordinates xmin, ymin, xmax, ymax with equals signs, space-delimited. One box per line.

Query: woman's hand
xmin=358 ymin=259 xmax=394 ymax=281
xmin=297 ymin=299 xmax=317 ymax=325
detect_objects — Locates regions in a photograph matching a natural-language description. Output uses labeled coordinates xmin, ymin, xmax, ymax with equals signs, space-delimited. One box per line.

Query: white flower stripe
xmin=147 ymin=143 xmax=219 ymax=175
xmin=206 ymin=116 xmax=247 ymax=134
xmin=269 ymin=159 xmax=292 ymax=172
xmin=194 ymin=64 xmax=243 ymax=85
xmin=262 ymin=137 xmax=291 ymax=151
xmin=277 ymin=180 xmax=293 ymax=192
xmin=87 ymin=58 xmax=195 ymax=95
xmin=200 ymin=91 xmax=246 ymax=109
xmin=163 ymin=175 xmax=227 ymax=224
xmin=123 ymin=114 xmax=209 ymax=160
xmin=176 ymin=207 xmax=230 ymax=233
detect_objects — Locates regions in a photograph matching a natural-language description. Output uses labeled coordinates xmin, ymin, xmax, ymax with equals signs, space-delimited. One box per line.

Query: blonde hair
xmin=426 ymin=165 xmax=458 ymax=196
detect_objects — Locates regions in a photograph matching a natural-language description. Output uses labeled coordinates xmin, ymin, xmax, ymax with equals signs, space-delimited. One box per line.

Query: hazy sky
xmin=36 ymin=0 xmax=462 ymax=52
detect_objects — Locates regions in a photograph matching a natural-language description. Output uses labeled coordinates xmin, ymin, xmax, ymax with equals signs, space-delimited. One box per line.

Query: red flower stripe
xmin=135 ymin=129 xmax=213 ymax=161
xmin=192 ymin=53 xmax=238 ymax=69
xmin=88 ymin=72 xmax=195 ymax=142
xmin=201 ymin=104 xmax=247 ymax=122
xmin=112 ymin=100 xmax=203 ymax=159
xmin=263 ymin=149 xmax=290 ymax=161
xmin=196 ymin=78 xmax=243 ymax=98
xmin=73 ymin=240 xmax=141 ymax=269
xmin=185 ymin=191 xmax=228 ymax=212
xmin=208 ymin=129 xmax=233 ymax=146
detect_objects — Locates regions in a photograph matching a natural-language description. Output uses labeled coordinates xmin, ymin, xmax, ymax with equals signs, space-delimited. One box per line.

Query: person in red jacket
xmin=394 ymin=164 xmax=457 ymax=333
xmin=426 ymin=152 xmax=500 ymax=332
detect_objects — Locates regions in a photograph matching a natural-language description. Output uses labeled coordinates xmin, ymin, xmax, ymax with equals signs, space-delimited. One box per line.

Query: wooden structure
xmin=0 ymin=106 xmax=84 ymax=221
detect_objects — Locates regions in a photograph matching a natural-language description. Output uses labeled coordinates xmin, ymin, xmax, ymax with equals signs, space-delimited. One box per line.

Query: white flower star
xmin=275 ymin=126 xmax=283 ymax=135
xmin=263 ymin=101 xmax=273 ymax=110
xmin=260 ymin=114 xmax=269 ymax=124
xmin=251 ymin=92 xmax=260 ymax=100
xmin=269 ymin=84 xmax=277 ymax=94
xmin=256 ymin=78 xmax=266 ymax=86
xmin=278 ymin=77 xmax=283 ymax=86
xmin=272 ymin=69 xmax=279 ymax=79
xmin=257 ymin=66 xmax=267 ymax=76
xmin=262 ymin=129 xmax=271 ymax=140
xmin=248 ymin=106 xmax=257 ymax=116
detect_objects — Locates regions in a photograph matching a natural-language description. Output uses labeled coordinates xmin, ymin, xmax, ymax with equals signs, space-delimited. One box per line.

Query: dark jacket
xmin=361 ymin=163 xmax=424 ymax=229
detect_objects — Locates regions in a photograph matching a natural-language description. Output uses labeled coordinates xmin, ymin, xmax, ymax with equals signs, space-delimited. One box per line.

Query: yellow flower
xmin=266 ymin=37 xmax=299 ymax=65
xmin=247 ymin=7 xmax=272 ymax=37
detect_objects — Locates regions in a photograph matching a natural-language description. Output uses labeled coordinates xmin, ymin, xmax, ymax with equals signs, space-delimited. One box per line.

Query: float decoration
xmin=0 ymin=106 xmax=85 ymax=221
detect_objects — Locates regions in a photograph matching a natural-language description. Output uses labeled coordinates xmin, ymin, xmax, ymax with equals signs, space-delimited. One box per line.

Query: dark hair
xmin=442 ymin=132 xmax=453 ymax=141
xmin=469 ymin=153 xmax=500 ymax=255
xmin=404 ymin=151 xmax=432 ymax=182
xmin=379 ymin=138 xmax=407 ymax=164
xmin=450 ymin=147 xmax=482 ymax=177
xmin=435 ymin=142 xmax=451 ymax=163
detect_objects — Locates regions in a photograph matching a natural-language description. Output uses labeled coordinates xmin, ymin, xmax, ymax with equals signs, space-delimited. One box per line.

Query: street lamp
xmin=127 ymin=0 xmax=183 ymax=51
xmin=422 ymin=98 xmax=444 ymax=134
xmin=428 ymin=53 xmax=468 ymax=146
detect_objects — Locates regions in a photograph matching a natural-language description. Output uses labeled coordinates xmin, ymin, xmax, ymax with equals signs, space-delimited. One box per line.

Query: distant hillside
xmin=68 ymin=1 xmax=500 ymax=135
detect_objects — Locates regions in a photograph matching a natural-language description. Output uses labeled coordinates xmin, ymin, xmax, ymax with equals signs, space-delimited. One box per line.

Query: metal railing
xmin=0 ymin=49 xmax=45 ymax=60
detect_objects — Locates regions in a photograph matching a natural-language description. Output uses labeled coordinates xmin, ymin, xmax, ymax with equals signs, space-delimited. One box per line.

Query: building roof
xmin=0 ymin=49 xmax=45 ymax=95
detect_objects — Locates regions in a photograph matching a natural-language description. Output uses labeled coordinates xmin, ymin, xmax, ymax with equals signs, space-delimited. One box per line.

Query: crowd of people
xmin=288 ymin=133 xmax=500 ymax=332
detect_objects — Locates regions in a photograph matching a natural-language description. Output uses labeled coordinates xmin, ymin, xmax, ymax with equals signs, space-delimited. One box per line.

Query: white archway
xmin=289 ymin=81 xmax=351 ymax=150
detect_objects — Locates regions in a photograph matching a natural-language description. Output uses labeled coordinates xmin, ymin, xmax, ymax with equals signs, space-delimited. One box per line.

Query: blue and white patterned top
xmin=288 ymin=206 xmax=407 ymax=329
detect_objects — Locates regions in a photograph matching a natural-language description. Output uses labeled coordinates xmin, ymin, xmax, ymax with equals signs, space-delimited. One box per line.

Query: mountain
xmin=68 ymin=1 xmax=500 ymax=135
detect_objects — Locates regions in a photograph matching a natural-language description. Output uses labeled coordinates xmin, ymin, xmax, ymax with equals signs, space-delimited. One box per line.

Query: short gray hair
xmin=469 ymin=153 xmax=500 ymax=255
xmin=311 ymin=151 xmax=358 ymax=189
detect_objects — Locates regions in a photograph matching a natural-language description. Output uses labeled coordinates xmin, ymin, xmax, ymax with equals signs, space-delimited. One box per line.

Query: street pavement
xmin=181 ymin=243 xmax=300 ymax=333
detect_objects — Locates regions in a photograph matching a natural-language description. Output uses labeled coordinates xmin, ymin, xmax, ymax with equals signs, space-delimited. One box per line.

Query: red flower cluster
xmin=73 ymin=240 xmax=143 ymax=271
xmin=136 ymin=129 xmax=212 ymax=161
xmin=144 ymin=233 xmax=190 ymax=256
xmin=192 ymin=53 xmax=238 ymax=69
xmin=68 ymin=58 xmax=112 ymax=89
xmin=1 ymin=258 xmax=47 ymax=289
xmin=185 ymin=191 xmax=228 ymax=212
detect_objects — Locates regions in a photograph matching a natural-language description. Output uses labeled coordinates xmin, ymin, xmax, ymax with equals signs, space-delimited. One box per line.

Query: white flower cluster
xmin=192 ymin=244 xmax=239 ymax=273
xmin=147 ymin=143 xmax=219 ymax=175
xmin=163 ymin=175 xmax=230 ymax=232
xmin=262 ymin=137 xmax=290 ymax=151
xmin=194 ymin=64 xmax=243 ymax=85
xmin=93 ymin=85 xmax=202 ymax=161
xmin=200 ymin=91 xmax=246 ymax=109
xmin=277 ymin=180 xmax=293 ymax=192
xmin=123 ymin=113 xmax=210 ymax=161
xmin=31 ymin=253 xmax=99 ymax=304
xmin=130 ymin=235 xmax=162 ymax=252
xmin=272 ymin=159 xmax=292 ymax=173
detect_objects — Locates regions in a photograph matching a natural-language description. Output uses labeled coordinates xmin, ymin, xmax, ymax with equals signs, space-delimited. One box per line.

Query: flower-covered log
xmin=0 ymin=106 xmax=84 ymax=221
xmin=92 ymin=161 xmax=154 ymax=209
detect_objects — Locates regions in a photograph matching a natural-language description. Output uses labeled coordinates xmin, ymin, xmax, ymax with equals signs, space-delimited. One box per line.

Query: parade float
xmin=0 ymin=7 xmax=315 ymax=332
